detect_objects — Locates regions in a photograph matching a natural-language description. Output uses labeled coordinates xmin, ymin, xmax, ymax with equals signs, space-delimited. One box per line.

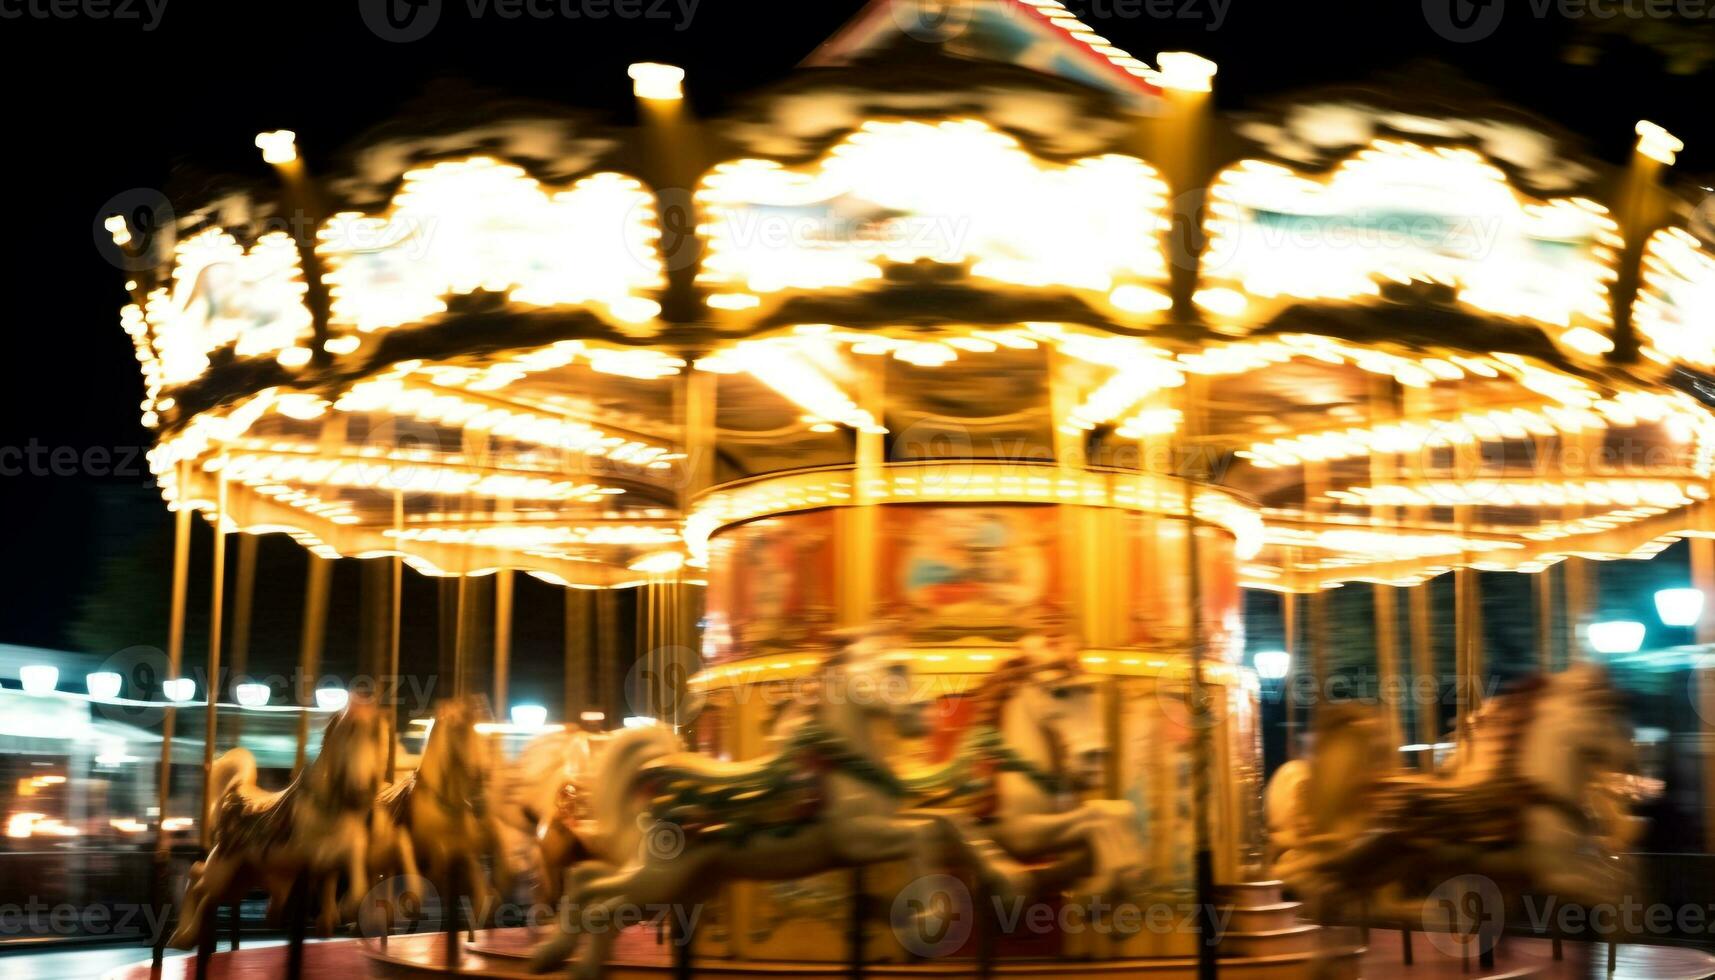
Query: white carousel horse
xmin=506 ymin=725 xmax=606 ymax=906
xmin=169 ymin=700 xmax=387 ymax=946
xmin=1265 ymin=662 xmax=1636 ymax=909
xmin=912 ymin=644 xmax=1149 ymax=898
xmin=371 ymin=697 xmax=515 ymax=927
xmin=527 ymin=633 xmax=1032 ymax=979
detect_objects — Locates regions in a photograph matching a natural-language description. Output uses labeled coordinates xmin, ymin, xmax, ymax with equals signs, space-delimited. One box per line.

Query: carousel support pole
xmin=1369 ymin=377 xmax=1405 ymax=754
xmin=1303 ymin=461 xmax=1330 ymax=721
xmin=565 ymin=589 xmax=591 ymax=725
xmin=494 ymin=569 xmax=514 ymax=721
xmin=596 ymin=589 xmax=621 ymax=726
xmin=1696 ymin=538 xmax=1715 ymax=852
xmin=1179 ymin=381 xmax=1219 ymax=980
xmin=226 ymin=534 xmax=257 ymax=746
xmin=294 ymin=555 xmax=332 ymax=776
xmin=387 ymin=491 xmax=403 ymax=779
xmin=201 ymin=477 xmax=228 ymax=849
xmin=285 ymin=869 xmax=309 ymax=980
xmin=151 ymin=462 xmax=194 ymax=975
xmin=454 ymin=574 xmax=470 ymax=700
xmin=847 ymin=867 xmax=866 ymax=980
xmin=1282 ymin=588 xmax=1299 ymax=761
xmin=1536 ymin=566 xmax=1556 ymax=675
xmin=1409 ymin=583 xmax=1435 ymax=770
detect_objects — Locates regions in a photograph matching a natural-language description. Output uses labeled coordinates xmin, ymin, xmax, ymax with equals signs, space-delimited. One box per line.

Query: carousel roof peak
xmin=807 ymin=0 xmax=1165 ymax=113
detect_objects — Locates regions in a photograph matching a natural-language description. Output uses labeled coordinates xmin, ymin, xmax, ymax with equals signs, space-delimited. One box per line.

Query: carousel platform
xmin=97 ymin=927 xmax=1715 ymax=980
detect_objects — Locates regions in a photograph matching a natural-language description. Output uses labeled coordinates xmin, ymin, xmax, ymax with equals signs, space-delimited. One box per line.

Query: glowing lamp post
xmin=19 ymin=665 xmax=59 ymax=696
xmin=510 ymin=704 xmax=549 ymax=731
xmin=1587 ymin=621 xmax=1647 ymax=656
xmin=1655 ymin=588 xmax=1706 ymax=628
xmin=1252 ymin=649 xmax=1291 ymax=682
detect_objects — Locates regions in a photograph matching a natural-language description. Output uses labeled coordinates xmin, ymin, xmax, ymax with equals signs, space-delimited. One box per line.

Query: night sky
xmin=1 ymin=0 xmax=1708 ymax=705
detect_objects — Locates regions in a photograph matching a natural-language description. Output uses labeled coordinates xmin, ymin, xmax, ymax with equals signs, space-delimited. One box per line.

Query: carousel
xmin=103 ymin=1 xmax=1715 ymax=978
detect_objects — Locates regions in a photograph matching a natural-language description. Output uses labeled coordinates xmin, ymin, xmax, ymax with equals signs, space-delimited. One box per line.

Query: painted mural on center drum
xmin=702 ymin=510 xmax=836 ymax=665
xmin=881 ymin=504 xmax=1061 ymax=642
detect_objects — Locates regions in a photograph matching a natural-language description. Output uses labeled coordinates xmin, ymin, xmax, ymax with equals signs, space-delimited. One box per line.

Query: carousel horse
xmin=372 ymin=696 xmax=515 ymax=928
xmin=908 ymin=643 xmax=1149 ymax=897
xmin=528 ymin=632 xmax=1032 ymax=979
xmin=508 ymin=725 xmax=606 ymax=906
xmin=1265 ymin=663 xmax=1636 ymax=911
xmin=169 ymin=700 xmax=387 ymax=947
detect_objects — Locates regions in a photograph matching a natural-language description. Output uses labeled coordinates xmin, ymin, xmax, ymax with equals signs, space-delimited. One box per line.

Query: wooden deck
xmin=103 ymin=927 xmax=1715 ymax=979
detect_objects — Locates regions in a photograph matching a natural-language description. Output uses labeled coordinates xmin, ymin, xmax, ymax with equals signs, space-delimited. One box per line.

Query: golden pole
xmin=596 ymin=589 xmax=620 ymax=727
xmin=387 ymin=491 xmax=403 ymax=780
xmin=1179 ymin=372 xmax=1217 ymax=980
xmin=226 ymin=534 xmax=257 ymax=746
xmin=153 ymin=462 xmax=194 ymax=861
xmin=564 ymin=590 xmax=591 ymax=725
xmin=1691 ymin=538 xmax=1715 ymax=851
xmin=1282 ymin=588 xmax=1299 ymax=761
xmin=1368 ymin=376 xmax=1404 ymax=754
xmin=494 ymin=570 xmax=514 ymax=722
xmin=1535 ymin=568 xmax=1556 ymax=674
xmin=149 ymin=462 xmax=195 ymax=972
xmin=1409 ymin=582 xmax=1436 ymax=771
xmin=199 ymin=477 xmax=227 ymax=850
xmin=294 ymin=555 xmax=332 ymax=776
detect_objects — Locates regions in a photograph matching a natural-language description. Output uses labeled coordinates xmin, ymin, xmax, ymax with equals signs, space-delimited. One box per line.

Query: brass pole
xmin=565 ymin=590 xmax=591 ymax=725
xmin=199 ymin=478 xmax=228 ymax=850
xmin=1179 ymin=375 xmax=1217 ymax=980
xmin=1535 ymin=567 xmax=1556 ymax=674
xmin=227 ymin=534 xmax=257 ymax=746
xmin=596 ymin=589 xmax=621 ymax=727
xmin=149 ymin=462 xmax=195 ymax=973
xmin=153 ymin=464 xmax=194 ymax=861
xmin=1694 ymin=538 xmax=1715 ymax=647
xmin=1283 ymin=588 xmax=1299 ymax=761
xmin=494 ymin=570 xmax=514 ymax=722
xmin=1691 ymin=538 xmax=1715 ymax=852
xmin=294 ymin=556 xmax=332 ymax=776
xmin=387 ymin=491 xmax=403 ymax=780
xmin=1409 ymin=582 xmax=1436 ymax=771
xmin=1368 ymin=376 xmax=1404 ymax=754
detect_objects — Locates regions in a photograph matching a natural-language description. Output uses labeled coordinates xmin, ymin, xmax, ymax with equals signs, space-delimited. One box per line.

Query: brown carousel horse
xmin=169 ymin=699 xmax=387 ymax=947
xmin=1265 ymin=662 xmax=1637 ymax=916
xmin=371 ymin=696 xmax=515 ymax=929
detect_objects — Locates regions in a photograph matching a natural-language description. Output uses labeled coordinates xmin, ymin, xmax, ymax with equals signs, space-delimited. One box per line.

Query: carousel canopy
xmin=105 ymin=0 xmax=1715 ymax=594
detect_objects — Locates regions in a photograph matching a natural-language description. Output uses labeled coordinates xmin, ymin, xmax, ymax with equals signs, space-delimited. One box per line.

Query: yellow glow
xmin=628 ymin=550 xmax=686 ymax=574
xmin=628 ymin=62 xmax=685 ymax=100
xmin=319 ymin=161 xmax=664 ymax=334
xmin=104 ymin=214 xmax=131 ymax=246
xmin=1327 ymin=479 xmax=1706 ymax=510
xmin=697 ymin=337 xmax=882 ymax=433
xmin=1635 ymin=120 xmax=1683 ymax=166
xmin=1155 ymin=51 xmax=1217 ymax=92
xmin=697 ymin=120 xmax=1169 ymax=303
xmin=1634 ymin=228 xmax=1715 ymax=367
xmin=1203 ymin=144 xmax=1619 ymax=343
xmin=221 ymin=451 xmax=623 ymax=502
xmin=141 ymin=229 xmax=314 ymax=385
xmin=1108 ymin=284 xmax=1172 ymax=314
xmin=254 ymin=130 xmax=297 ymax=165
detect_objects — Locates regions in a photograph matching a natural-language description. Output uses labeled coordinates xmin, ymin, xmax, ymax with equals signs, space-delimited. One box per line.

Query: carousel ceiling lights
xmin=1635 ymin=120 xmax=1683 ymax=166
xmin=318 ymin=161 xmax=665 ymax=334
xmin=696 ymin=120 xmax=1169 ymax=305
xmin=1203 ymin=143 xmax=1620 ymax=348
xmin=253 ymin=130 xmax=298 ymax=165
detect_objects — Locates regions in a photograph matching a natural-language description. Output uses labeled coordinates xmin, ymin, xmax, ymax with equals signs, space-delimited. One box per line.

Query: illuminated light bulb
xmin=315 ymin=686 xmax=349 ymax=711
xmin=1193 ymin=287 xmax=1248 ymax=317
xmin=1655 ymin=588 xmax=1705 ymax=628
xmin=1252 ymin=650 xmax=1291 ymax=681
xmin=629 ymin=551 xmax=686 ymax=574
xmin=510 ymin=704 xmax=549 ymax=730
xmin=707 ymin=293 xmax=760 ymax=310
xmin=254 ymin=130 xmax=298 ymax=165
xmin=580 ymin=710 xmax=607 ymax=725
xmin=323 ymin=335 xmax=361 ymax=355
xmin=608 ymin=297 xmax=662 ymax=324
xmin=1109 ymin=284 xmax=1173 ymax=313
xmin=1156 ymin=51 xmax=1217 ymax=92
xmin=104 ymin=214 xmax=132 ymax=246
xmin=1635 ymin=120 xmax=1683 ymax=166
xmin=234 ymin=682 xmax=271 ymax=708
xmin=623 ymin=716 xmax=656 ymax=729
xmin=276 ymin=347 xmax=313 ymax=369
xmin=628 ymin=62 xmax=685 ymax=100
xmin=163 ymin=678 xmax=196 ymax=703
xmin=86 ymin=671 xmax=123 ymax=700
xmin=19 ymin=665 xmax=59 ymax=696
xmin=1587 ymin=621 xmax=1646 ymax=655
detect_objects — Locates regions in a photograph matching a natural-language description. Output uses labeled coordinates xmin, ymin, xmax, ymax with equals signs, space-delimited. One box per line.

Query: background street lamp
xmin=1253 ymin=649 xmax=1291 ymax=682
xmin=1588 ymin=620 xmax=1647 ymax=655
xmin=1655 ymin=587 xmax=1706 ymax=629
